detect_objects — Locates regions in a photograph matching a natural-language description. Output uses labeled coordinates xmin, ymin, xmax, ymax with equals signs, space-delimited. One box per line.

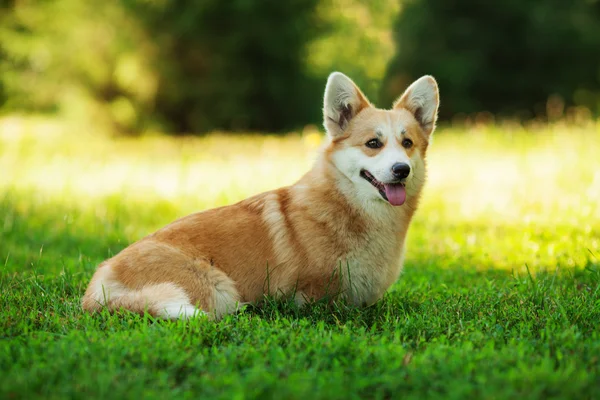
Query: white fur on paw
xmin=157 ymin=302 xmax=207 ymax=320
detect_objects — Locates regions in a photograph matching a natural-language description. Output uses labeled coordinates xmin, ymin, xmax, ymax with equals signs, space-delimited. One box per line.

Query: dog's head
xmin=323 ymin=72 xmax=439 ymax=207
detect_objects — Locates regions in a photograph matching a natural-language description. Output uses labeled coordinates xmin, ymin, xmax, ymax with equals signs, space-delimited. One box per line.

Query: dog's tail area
xmin=81 ymin=265 xmax=206 ymax=320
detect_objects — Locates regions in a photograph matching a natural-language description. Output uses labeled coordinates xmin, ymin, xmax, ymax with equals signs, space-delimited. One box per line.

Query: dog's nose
xmin=391 ymin=163 xmax=410 ymax=179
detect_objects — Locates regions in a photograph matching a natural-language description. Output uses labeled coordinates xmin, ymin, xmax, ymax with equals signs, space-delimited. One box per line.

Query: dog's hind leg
xmin=81 ymin=264 xmax=205 ymax=319
xmin=81 ymin=242 xmax=241 ymax=320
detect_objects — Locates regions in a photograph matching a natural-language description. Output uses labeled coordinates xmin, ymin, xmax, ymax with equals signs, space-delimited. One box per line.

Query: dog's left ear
xmin=394 ymin=76 xmax=439 ymax=137
xmin=323 ymin=72 xmax=371 ymax=138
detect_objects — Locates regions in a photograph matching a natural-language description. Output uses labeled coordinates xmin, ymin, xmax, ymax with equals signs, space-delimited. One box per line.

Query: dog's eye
xmin=402 ymin=138 xmax=413 ymax=149
xmin=365 ymin=139 xmax=383 ymax=149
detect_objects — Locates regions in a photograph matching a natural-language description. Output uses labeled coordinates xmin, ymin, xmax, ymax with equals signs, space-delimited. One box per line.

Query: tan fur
xmin=82 ymin=73 xmax=439 ymax=319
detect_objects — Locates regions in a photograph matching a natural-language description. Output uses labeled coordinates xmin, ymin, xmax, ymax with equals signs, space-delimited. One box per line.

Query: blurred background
xmin=1 ymin=0 xmax=600 ymax=135
xmin=1 ymin=0 xmax=599 ymax=276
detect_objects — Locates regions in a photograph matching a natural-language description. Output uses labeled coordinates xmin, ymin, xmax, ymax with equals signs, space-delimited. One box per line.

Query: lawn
xmin=1 ymin=118 xmax=600 ymax=399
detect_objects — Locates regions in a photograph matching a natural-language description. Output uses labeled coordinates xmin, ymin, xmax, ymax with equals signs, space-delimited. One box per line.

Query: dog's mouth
xmin=360 ymin=170 xmax=407 ymax=206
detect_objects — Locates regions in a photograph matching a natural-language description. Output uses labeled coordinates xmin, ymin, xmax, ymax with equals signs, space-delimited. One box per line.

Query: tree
xmin=382 ymin=0 xmax=600 ymax=120
xmin=0 ymin=0 xmax=322 ymax=133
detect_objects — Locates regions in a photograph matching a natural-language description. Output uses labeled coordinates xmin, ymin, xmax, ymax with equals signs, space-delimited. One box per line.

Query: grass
xmin=1 ymin=117 xmax=600 ymax=399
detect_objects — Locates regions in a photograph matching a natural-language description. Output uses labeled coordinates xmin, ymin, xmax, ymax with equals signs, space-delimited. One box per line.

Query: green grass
xmin=1 ymin=118 xmax=600 ymax=399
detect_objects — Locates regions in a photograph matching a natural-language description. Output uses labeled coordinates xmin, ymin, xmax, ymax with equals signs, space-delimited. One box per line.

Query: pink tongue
xmin=384 ymin=184 xmax=406 ymax=206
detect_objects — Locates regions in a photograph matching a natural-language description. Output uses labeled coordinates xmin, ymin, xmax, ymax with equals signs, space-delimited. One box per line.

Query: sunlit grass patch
xmin=3 ymin=118 xmax=599 ymax=222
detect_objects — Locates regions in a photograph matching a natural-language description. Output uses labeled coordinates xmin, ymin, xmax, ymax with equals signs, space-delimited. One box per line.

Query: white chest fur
xmin=338 ymin=216 xmax=407 ymax=306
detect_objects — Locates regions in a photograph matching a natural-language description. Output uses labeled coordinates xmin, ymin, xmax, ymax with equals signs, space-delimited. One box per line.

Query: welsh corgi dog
xmin=82 ymin=72 xmax=440 ymax=320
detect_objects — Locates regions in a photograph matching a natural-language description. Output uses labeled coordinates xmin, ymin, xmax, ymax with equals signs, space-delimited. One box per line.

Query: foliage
xmin=382 ymin=0 xmax=600 ymax=120
xmin=0 ymin=0 xmax=400 ymax=134
xmin=0 ymin=0 xmax=156 ymax=133
xmin=1 ymin=121 xmax=600 ymax=398
xmin=3 ymin=0 xmax=600 ymax=132
xmin=120 ymin=0 xmax=323 ymax=133
xmin=0 ymin=0 xmax=322 ymax=133
xmin=306 ymin=0 xmax=400 ymax=103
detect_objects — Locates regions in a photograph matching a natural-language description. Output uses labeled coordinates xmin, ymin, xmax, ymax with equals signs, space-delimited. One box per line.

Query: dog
xmin=82 ymin=72 xmax=440 ymax=320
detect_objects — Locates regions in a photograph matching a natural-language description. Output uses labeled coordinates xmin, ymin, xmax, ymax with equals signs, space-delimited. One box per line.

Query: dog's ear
xmin=394 ymin=76 xmax=439 ymax=136
xmin=323 ymin=72 xmax=371 ymax=138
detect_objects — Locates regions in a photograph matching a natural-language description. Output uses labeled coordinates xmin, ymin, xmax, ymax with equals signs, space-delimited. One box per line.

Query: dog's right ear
xmin=323 ymin=72 xmax=371 ymax=138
